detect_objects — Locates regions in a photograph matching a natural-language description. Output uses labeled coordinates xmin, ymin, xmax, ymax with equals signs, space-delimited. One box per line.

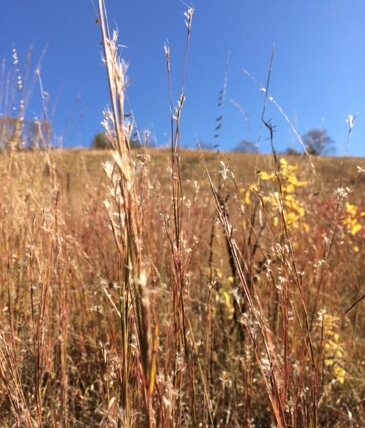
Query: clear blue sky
xmin=1 ymin=1 xmax=365 ymax=156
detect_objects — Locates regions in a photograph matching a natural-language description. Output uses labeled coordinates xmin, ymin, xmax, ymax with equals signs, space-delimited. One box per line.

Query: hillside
xmin=1 ymin=147 xmax=365 ymax=426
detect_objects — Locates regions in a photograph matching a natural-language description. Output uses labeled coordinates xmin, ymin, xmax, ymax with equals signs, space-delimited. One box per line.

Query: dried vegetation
xmin=1 ymin=1 xmax=365 ymax=427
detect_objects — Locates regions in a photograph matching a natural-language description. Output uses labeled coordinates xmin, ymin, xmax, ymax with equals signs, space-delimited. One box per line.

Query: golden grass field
xmin=1 ymin=147 xmax=365 ymax=427
xmin=2 ymin=2 xmax=365 ymax=426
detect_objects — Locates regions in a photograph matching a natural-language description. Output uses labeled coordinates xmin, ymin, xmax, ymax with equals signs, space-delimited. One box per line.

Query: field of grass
xmin=1 ymin=147 xmax=365 ymax=427
xmin=2 ymin=2 xmax=365 ymax=427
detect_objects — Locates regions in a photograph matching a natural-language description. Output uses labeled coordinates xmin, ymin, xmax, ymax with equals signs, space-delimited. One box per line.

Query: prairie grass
xmin=1 ymin=149 xmax=365 ymax=426
xmin=1 ymin=1 xmax=365 ymax=427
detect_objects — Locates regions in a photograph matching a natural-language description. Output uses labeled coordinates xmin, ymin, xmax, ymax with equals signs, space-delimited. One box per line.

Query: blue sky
xmin=1 ymin=1 xmax=365 ymax=156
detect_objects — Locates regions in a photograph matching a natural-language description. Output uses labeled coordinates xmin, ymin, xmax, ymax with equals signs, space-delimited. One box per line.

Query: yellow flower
xmin=324 ymin=358 xmax=334 ymax=367
xmin=260 ymin=171 xmax=275 ymax=181
xmin=343 ymin=202 xmax=364 ymax=237
xmin=345 ymin=202 xmax=357 ymax=217
xmin=351 ymin=224 xmax=362 ymax=236
xmin=242 ymin=158 xmax=308 ymax=232
xmin=333 ymin=366 xmax=346 ymax=384
xmin=322 ymin=313 xmax=346 ymax=384
xmin=244 ymin=190 xmax=251 ymax=206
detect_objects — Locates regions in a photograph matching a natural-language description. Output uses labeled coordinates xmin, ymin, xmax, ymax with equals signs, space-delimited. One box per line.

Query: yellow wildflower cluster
xmin=322 ymin=313 xmax=346 ymax=384
xmin=244 ymin=158 xmax=308 ymax=231
xmin=343 ymin=202 xmax=365 ymax=236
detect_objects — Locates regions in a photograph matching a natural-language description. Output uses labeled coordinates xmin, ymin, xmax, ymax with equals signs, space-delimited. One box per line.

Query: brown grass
xmin=0 ymin=147 xmax=365 ymax=426
xmin=1 ymin=1 xmax=365 ymax=426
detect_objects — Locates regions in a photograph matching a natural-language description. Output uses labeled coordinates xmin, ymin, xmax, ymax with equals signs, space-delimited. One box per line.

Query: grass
xmin=1 ymin=148 xmax=365 ymax=427
xmin=2 ymin=1 xmax=365 ymax=426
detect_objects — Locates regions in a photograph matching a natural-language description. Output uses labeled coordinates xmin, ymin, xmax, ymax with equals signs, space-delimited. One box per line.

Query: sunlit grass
xmin=1 ymin=1 xmax=365 ymax=426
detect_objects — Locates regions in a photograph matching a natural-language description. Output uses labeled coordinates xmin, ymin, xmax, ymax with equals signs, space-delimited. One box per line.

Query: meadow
xmin=2 ymin=2 xmax=365 ymax=427
xmin=1 ymin=145 xmax=365 ymax=427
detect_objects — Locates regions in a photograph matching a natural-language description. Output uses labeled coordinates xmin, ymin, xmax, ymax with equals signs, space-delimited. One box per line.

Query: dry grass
xmin=1 ymin=146 xmax=365 ymax=427
xmin=2 ymin=1 xmax=365 ymax=426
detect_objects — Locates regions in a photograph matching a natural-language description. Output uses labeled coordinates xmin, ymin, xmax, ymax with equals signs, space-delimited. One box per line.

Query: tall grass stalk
xmin=98 ymin=1 xmax=157 ymax=426
xmin=163 ymin=7 xmax=199 ymax=425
